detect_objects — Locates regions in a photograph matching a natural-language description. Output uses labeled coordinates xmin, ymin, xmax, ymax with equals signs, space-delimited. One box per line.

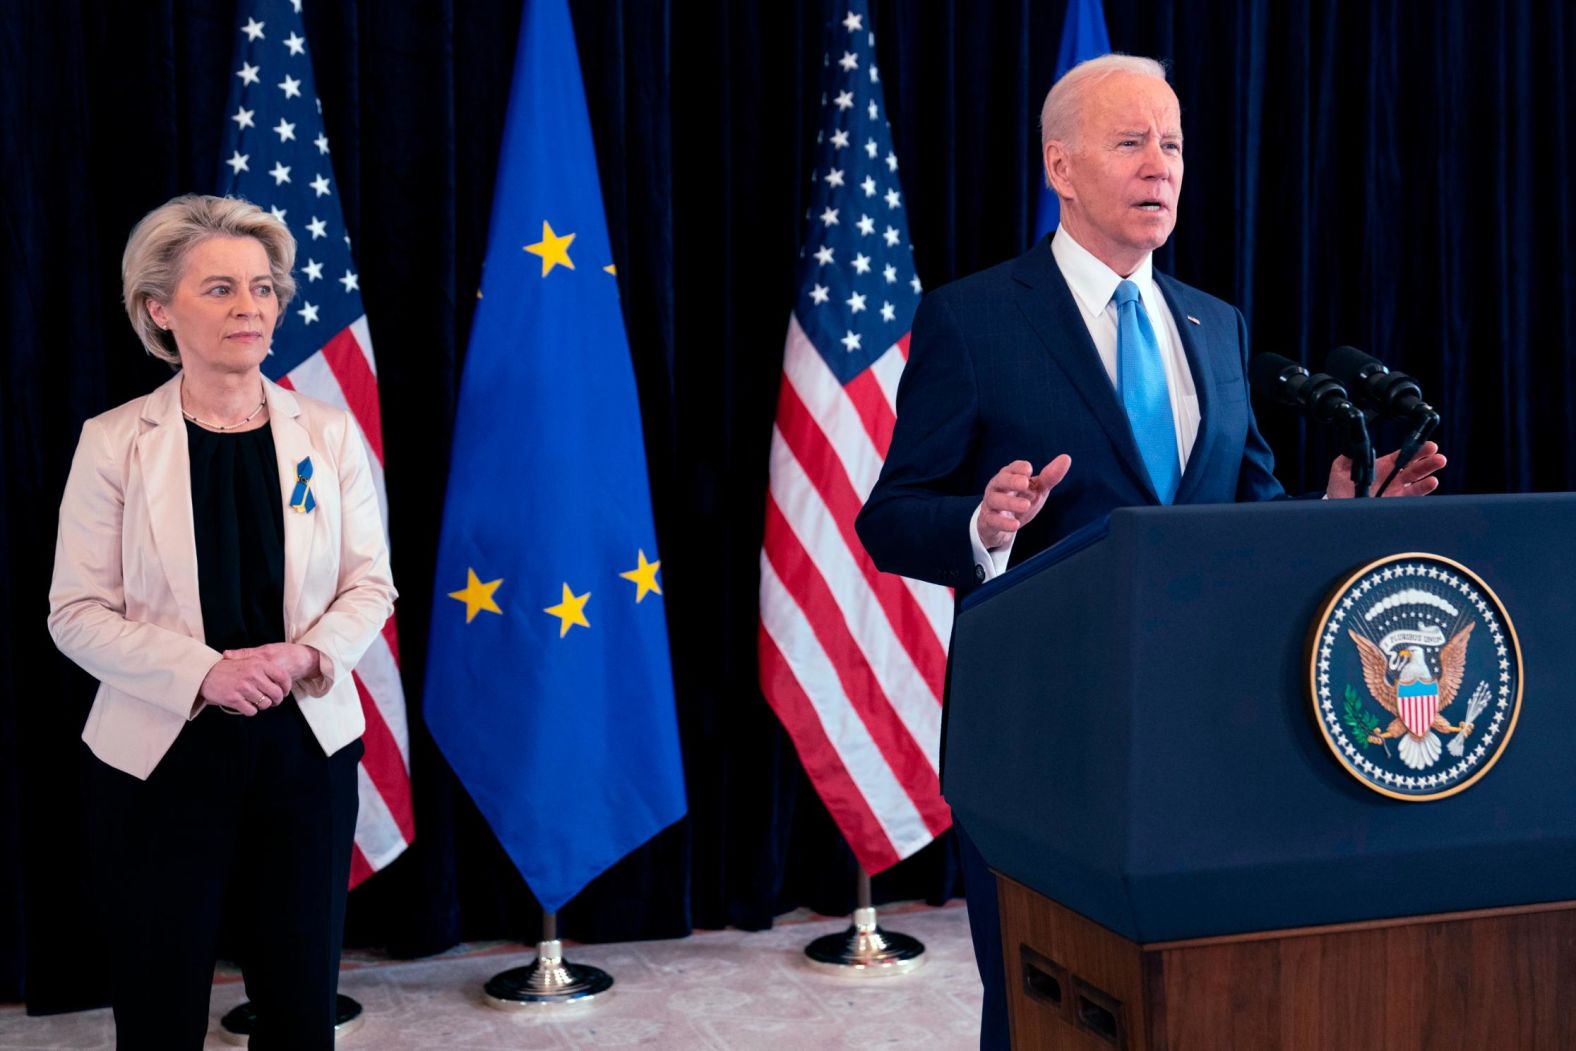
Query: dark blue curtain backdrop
xmin=2 ymin=0 xmax=1572 ymax=1013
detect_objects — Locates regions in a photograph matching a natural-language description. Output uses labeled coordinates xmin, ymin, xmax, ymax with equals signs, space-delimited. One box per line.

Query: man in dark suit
xmin=856 ymin=54 xmax=1444 ymax=1049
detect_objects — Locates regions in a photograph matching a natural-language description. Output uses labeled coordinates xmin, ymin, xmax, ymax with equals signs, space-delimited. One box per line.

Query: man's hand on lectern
xmin=1326 ymin=441 xmax=1446 ymax=499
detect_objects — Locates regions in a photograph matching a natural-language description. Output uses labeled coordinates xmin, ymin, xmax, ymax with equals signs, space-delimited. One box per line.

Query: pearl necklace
xmin=182 ymin=399 xmax=267 ymax=431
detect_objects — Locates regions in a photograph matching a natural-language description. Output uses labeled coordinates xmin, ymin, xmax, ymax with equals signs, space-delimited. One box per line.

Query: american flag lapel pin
xmin=1186 ymin=314 xmax=1202 ymax=326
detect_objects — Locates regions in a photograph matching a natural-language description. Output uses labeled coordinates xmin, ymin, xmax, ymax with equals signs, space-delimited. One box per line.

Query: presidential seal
xmin=1310 ymin=553 xmax=1522 ymax=801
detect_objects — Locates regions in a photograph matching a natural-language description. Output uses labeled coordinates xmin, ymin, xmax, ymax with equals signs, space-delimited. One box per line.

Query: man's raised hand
xmin=978 ymin=455 xmax=1072 ymax=550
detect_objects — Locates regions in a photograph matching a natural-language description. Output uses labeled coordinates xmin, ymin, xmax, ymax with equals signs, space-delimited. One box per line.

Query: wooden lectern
xmin=943 ymin=496 xmax=1576 ymax=1049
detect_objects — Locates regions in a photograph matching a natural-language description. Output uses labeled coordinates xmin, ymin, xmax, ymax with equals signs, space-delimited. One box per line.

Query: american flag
xmin=759 ymin=0 xmax=953 ymax=873
xmin=219 ymin=0 xmax=415 ymax=886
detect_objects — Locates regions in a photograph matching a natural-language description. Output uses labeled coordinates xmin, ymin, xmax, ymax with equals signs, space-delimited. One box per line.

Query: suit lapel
xmin=1155 ymin=274 xmax=1220 ymax=505
xmin=264 ymin=379 xmax=318 ymax=633
xmin=136 ymin=376 xmax=205 ymax=639
xmin=1011 ymin=244 xmax=1156 ymax=500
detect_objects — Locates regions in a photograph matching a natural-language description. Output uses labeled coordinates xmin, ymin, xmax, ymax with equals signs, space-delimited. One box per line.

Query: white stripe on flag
xmin=784 ymin=316 xmax=885 ymax=500
xmin=769 ymin=427 xmax=942 ymax=767
xmin=356 ymin=631 xmax=411 ymax=762
xmin=286 ymin=351 xmax=349 ymax=412
xmin=902 ymin=574 xmax=954 ymax=656
xmin=351 ymin=316 xmax=378 ymax=378
xmin=760 ymin=560 xmax=933 ymax=856
xmin=353 ymin=762 xmax=409 ymax=871
xmin=869 ymin=341 xmax=906 ymax=411
xmin=357 ymin=421 xmax=392 ymax=547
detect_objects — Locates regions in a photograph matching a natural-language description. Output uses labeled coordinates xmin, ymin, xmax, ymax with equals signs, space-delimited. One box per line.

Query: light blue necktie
xmin=1113 ymin=279 xmax=1180 ymax=503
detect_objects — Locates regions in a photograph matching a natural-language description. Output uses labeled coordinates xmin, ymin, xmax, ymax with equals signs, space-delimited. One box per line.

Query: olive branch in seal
xmin=1342 ymin=684 xmax=1391 ymax=757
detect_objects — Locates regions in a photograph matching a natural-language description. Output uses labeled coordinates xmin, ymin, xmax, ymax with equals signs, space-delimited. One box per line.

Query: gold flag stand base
xmin=483 ymin=911 xmax=612 ymax=1008
xmin=803 ymin=869 xmax=926 ymax=977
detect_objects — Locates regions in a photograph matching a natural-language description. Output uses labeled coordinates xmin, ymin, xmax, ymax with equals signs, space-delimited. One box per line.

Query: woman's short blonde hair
xmin=121 ymin=194 xmax=297 ymax=368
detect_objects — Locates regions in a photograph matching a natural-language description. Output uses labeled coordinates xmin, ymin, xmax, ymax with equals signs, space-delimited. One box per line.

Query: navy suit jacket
xmin=857 ymin=238 xmax=1284 ymax=598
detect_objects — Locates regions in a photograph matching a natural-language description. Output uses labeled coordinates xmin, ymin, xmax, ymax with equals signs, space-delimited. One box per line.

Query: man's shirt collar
xmin=1050 ymin=225 xmax=1156 ymax=319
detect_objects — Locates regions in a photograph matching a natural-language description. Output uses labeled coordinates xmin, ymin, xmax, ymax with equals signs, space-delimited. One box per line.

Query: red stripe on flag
xmin=354 ymin=672 xmax=417 ymax=842
xmin=842 ymin=368 xmax=898 ymax=459
xmin=762 ymin=497 xmax=951 ymax=836
xmin=774 ymin=379 xmax=948 ymax=699
xmin=758 ymin=623 xmax=902 ymax=872
xmin=896 ymin=332 xmax=911 ymax=360
xmin=320 ymin=327 xmax=386 ymax=465
xmin=348 ymin=844 xmax=374 ymax=889
xmin=276 ymin=374 xmax=295 ymax=390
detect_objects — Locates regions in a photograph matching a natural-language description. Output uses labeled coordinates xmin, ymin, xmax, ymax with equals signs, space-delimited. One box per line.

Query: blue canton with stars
xmin=795 ymin=1 xmax=922 ymax=386
xmin=1312 ymin=554 xmax=1522 ymax=801
xmin=219 ymin=0 xmax=363 ymax=380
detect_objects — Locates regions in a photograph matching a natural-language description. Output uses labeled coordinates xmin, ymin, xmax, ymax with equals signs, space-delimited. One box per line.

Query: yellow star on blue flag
xmin=524 ymin=221 xmax=575 ymax=276
xmin=543 ymin=583 xmax=591 ymax=636
xmin=619 ymin=550 xmax=662 ymax=602
xmin=449 ymin=568 xmax=504 ymax=623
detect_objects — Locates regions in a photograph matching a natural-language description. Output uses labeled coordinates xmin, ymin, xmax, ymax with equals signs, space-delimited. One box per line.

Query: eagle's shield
xmin=1397 ymin=680 xmax=1439 ymax=737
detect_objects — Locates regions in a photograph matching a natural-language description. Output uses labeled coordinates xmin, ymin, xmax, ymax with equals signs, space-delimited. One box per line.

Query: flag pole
xmin=803 ymin=866 xmax=926 ymax=976
xmin=483 ymin=909 xmax=613 ymax=1008
xmin=217 ymin=995 xmax=364 ymax=1045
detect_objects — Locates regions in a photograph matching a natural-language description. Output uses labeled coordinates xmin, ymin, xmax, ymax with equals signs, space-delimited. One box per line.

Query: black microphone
xmin=1323 ymin=345 xmax=1433 ymax=423
xmin=1249 ymin=352 xmax=1375 ymax=496
xmin=1249 ymin=353 xmax=1358 ymax=423
xmin=1322 ymin=346 xmax=1440 ymax=496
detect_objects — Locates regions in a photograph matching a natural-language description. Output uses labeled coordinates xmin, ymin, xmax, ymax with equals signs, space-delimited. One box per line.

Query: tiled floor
xmin=0 ymin=902 xmax=982 ymax=1049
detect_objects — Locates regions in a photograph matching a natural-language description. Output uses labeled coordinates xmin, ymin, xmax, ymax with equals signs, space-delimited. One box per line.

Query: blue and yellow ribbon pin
xmin=288 ymin=456 xmax=317 ymax=514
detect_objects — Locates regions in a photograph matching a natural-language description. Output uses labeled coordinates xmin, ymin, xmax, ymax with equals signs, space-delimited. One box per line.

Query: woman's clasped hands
xmin=196 ymin=643 xmax=320 ymax=715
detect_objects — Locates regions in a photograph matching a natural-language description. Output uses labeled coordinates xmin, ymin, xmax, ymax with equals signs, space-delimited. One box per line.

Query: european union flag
xmin=423 ymin=0 xmax=685 ymax=914
xmin=1032 ymin=0 xmax=1112 ymax=243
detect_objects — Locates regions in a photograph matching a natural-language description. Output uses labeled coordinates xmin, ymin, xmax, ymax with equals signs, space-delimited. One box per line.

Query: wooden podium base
xmin=998 ymin=875 xmax=1576 ymax=1050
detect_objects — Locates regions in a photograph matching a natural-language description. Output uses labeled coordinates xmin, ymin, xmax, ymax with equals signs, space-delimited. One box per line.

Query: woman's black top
xmin=186 ymin=420 xmax=286 ymax=652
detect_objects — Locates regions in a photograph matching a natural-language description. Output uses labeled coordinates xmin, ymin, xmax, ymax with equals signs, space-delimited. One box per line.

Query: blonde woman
xmin=48 ymin=194 xmax=396 ymax=1050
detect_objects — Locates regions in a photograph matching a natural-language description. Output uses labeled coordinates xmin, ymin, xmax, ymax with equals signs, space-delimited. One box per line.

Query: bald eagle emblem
xmin=1349 ymin=623 xmax=1472 ymax=770
xmin=1310 ymin=554 xmax=1522 ymax=801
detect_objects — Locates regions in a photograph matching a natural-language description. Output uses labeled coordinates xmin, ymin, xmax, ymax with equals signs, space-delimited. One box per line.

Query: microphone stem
xmin=1343 ymin=409 xmax=1374 ymax=498
xmin=1373 ymin=409 xmax=1439 ymax=497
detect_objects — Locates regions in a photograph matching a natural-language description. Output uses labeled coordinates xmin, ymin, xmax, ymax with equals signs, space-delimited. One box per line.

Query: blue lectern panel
xmin=945 ymin=493 xmax=1576 ymax=942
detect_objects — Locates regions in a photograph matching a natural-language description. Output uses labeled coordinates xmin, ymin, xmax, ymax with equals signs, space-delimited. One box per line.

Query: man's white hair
xmin=1040 ymin=53 xmax=1169 ymax=150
